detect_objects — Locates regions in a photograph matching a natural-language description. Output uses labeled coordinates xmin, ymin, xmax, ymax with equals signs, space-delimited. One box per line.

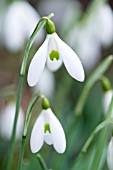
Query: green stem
xmin=71 ymin=117 xmax=113 ymax=170
xmin=7 ymin=75 xmax=24 ymax=170
xmin=7 ymin=13 xmax=54 ymax=170
xmin=17 ymin=136 xmax=26 ymax=170
xmin=74 ymin=55 xmax=113 ymax=117
xmin=36 ymin=154 xmax=48 ymax=170
xmin=17 ymin=93 xmax=41 ymax=170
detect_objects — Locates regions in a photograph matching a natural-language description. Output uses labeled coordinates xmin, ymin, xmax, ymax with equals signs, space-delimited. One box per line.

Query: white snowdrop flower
xmin=67 ymin=11 xmax=102 ymax=73
xmin=91 ymin=3 xmax=113 ymax=47
xmin=27 ymin=19 xmax=85 ymax=87
xmin=103 ymin=90 xmax=113 ymax=117
xmin=66 ymin=3 xmax=113 ymax=72
xmin=30 ymin=108 xmax=66 ymax=154
xmin=2 ymin=1 xmax=43 ymax=52
xmin=33 ymin=67 xmax=55 ymax=99
xmin=0 ymin=103 xmax=24 ymax=140
xmin=107 ymin=137 xmax=113 ymax=170
xmin=68 ymin=24 xmax=101 ymax=72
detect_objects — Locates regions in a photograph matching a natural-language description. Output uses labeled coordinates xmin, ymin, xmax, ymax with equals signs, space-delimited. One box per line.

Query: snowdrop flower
xmin=2 ymin=1 xmax=43 ymax=52
xmin=27 ymin=19 xmax=85 ymax=87
xmin=30 ymin=98 xmax=66 ymax=153
xmin=103 ymin=90 xmax=113 ymax=117
xmin=68 ymin=24 xmax=101 ymax=72
xmin=107 ymin=137 xmax=113 ymax=170
xmin=33 ymin=67 xmax=55 ymax=99
xmin=90 ymin=3 xmax=113 ymax=47
xmin=0 ymin=103 xmax=24 ymax=140
xmin=66 ymin=3 xmax=113 ymax=72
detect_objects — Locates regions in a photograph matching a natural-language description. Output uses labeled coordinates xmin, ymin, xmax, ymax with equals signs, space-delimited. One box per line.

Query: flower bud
xmin=101 ymin=76 xmax=111 ymax=92
xmin=42 ymin=97 xmax=50 ymax=110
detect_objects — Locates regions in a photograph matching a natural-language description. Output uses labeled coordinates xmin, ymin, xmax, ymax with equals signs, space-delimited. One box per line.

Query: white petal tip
xmin=78 ymin=73 xmax=85 ymax=82
xmin=31 ymin=148 xmax=37 ymax=154
xmin=54 ymin=142 xmax=66 ymax=154
xmin=27 ymin=81 xmax=36 ymax=87
xmin=57 ymin=147 xmax=66 ymax=154
xmin=73 ymin=69 xmax=85 ymax=82
xmin=27 ymin=76 xmax=38 ymax=87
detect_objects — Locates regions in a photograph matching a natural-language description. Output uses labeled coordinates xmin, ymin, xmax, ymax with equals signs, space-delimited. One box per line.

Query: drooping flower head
xmin=0 ymin=103 xmax=24 ymax=140
xmin=27 ymin=18 xmax=85 ymax=87
xmin=30 ymin=97 xmax=66 ymax=153
xmin=1 ymin=1 xmax=43 ymax=52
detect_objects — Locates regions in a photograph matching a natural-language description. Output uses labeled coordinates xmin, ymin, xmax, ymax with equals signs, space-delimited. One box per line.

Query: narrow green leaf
xmin=90 ymin=95 xmax=113 ymax=170
xmin=74 ymin=55 xmax=113 ymax=117
xmin=71 ymin=117 xmax=113 ymax=170
xmin=36 ymin=154 xmax=49 ymax=170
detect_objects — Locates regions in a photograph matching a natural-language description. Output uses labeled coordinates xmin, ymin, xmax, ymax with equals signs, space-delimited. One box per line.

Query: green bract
xmin=46 ymin=19 xmax=56 ymax=34
xmin=101 ymin=76 xmax=111 ymax=92
xmin=42 ymin=97 xmax=50 ymax=110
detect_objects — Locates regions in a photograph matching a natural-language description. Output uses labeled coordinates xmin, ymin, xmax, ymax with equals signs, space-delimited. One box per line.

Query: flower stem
xmin=17 ymin=136 xmax=26 ymax=170
xmin=7 ymin=75 xmax=24 ymax=170
xmin=7 ymin=13 xmax=54 ymax=170
xmin=17 ymin=93 xmax=41 ymax=170
xmin=36 ymin=154 xmax=48 ymax=170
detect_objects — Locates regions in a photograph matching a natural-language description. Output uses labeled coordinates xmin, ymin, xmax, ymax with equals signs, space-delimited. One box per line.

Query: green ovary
xmin=44 ymin=123 xmax=51 ymax=133
xmin=49 ymin=50 xmax=60 ymax=61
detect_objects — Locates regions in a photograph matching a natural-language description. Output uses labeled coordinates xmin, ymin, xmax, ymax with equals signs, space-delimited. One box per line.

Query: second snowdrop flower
xmin=30 ymin=98 xmax=66 ymax=153
xmin=103 ymin=90 xmax=113 ymax=117
xmin=27 ymin=19 xmax=85 ymax=87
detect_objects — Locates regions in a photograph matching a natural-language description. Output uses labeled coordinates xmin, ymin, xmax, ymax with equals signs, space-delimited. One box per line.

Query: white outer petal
xmin=30 ymin=112 xmax=44 ymax=153
xmin=107 ymin=137 xmax=113 ymax=170
xmin=48 ymin=108 xmax=66 ymax=153
xmin=54 ymin=33 xmax=85 ymax=82
xmin=27 ymin=36 xmax=49 ymax=87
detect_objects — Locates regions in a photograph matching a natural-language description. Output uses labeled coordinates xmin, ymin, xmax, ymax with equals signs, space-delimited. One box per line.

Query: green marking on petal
xmin=49 ymin=50 xmax=60 ymax=61
xmin=44 ymin=123 xmax=51 ymax=133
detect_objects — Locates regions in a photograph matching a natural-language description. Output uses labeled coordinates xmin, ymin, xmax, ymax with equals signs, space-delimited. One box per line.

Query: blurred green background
xmin=0 ymin=0 xmax=113 ymax=170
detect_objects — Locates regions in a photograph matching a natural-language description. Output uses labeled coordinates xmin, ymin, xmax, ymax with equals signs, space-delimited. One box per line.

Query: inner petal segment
xmin=49 ymin=50 xmax=60 ymax=61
